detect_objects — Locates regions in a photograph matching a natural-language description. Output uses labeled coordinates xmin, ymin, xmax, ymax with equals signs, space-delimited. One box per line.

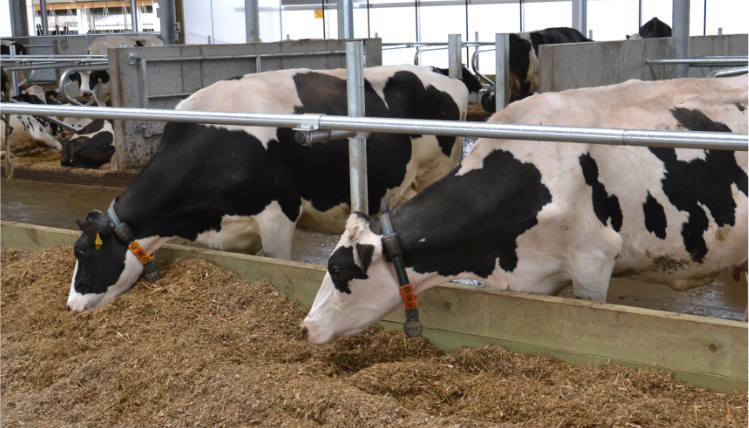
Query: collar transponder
xmin=380 ymin=202 xmax=422 ymax=338
xmin=107 ymin=199 xmax=161 ymax=283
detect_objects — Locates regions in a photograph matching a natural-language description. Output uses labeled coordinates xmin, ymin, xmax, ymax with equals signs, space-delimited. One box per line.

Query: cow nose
xmin=301 ymin=326 xmax=308 ymax=340
xmin=67 ymin=304 xmax=72 ymax=311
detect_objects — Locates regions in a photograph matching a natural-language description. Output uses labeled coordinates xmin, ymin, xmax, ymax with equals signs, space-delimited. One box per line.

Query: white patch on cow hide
xmin=674 ymin=148 xmax=706 ymax=162
xmin=194 ymin=215 xmax=262 ymax=253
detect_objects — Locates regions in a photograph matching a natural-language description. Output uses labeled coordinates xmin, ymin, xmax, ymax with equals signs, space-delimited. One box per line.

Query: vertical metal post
xmin=9 ymin=0 xmax=26 ymax=37
xmin=159 ymin=0 xmax=177 ymax=45
xmin=39 ymin=0 xmax=49 ymax=35
xmin=246 ymin=0 xmax=261 ymax=43
xmin=130 ymin=0 xmax=139 ymax=32
xmin=9 ymin=45 xmax=19 ymax=96
xmin=338 ymin=0 xmax=354 ymax=39
xmin=346 ymin=41 xmax=368 ymax=214
xmin=673 ymin=0 xmax=691 ymax=78
xmin=448 ymin=34 xmax=461 ymax=79
xmin=495 ymin=33 xmax=510 ymax=112
xmin=572 ymin=0 xmax=587 ymax=36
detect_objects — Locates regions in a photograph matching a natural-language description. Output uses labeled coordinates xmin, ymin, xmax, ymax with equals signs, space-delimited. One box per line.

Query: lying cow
xmin=481 ymin=27 xmax=591 ymax=112
xmin=627 ymin=17 xmax=672 ymax=40
xmin=67 ymin=64 xmax=469 ymax=310
xmin=302 ymin=75 xmax=748 ymax=344
xmin=1 ymin=86 xmax=62 ymax=158
xmin=68 ymin=35 xmax=164 ymax=106
xmin=61 ymin=119 xmax=115 ymax=169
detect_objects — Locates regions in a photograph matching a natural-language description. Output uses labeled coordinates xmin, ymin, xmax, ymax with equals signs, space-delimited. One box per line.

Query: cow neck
xmin=379 ymin=206 xmax=422 ymax=338
xmin=107 ymin=198 xmax=161 ymax=282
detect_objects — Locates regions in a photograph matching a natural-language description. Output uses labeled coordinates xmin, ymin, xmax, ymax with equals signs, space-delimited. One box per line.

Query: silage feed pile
xmin=2 ymin=246 xmax=746 ymax=427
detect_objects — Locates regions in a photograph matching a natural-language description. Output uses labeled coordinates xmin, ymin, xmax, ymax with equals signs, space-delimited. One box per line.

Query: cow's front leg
xmin=254 ymin=200 xmax=300 ymax=260
xmin=568 ymin=230 xmax=622 ymax=302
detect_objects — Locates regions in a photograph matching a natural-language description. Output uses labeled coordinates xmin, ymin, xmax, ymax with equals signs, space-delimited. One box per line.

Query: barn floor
xmin=1 ymin=246 xmax=746 ymax=427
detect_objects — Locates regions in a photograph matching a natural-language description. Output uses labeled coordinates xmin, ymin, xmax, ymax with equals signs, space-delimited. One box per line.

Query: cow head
xmin=67 ymin=209 xmax=144 ymax=310
xmin=302 ymin=213 xmax=403 ymax=344
xmin=69 ymin=70 xmax=108 ymax=100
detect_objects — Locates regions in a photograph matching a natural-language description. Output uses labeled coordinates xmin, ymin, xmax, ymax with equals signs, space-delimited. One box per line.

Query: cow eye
xmin=76 ymin=250 xmax=85 ymax=258
xmin=330 ymin=266 xmax=342 ymax=278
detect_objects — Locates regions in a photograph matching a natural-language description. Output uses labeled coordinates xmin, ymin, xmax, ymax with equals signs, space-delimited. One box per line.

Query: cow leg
xmin=31 ymin=131 xmax=62 ymax=152
xmin=254 ymin=201 xmax=299 ymax=260
xmin=567 ymin=232 xmax=622 ymax=302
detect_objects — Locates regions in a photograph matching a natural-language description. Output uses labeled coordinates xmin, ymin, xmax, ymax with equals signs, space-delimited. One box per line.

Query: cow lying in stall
xmin=1 ymin=86 xmax=63 ymax=158
xmin=68 ymin=34 xmax=164 ymax=106
xmin=302 ymin=75 xmax=748 ymax=344
xmin=66 ymin=64 xmax=469 ymax=310
xmin=481 ymin=27 xmax=591 ymax=112
xmin=61 ymin=119 xmax=115 ymax=169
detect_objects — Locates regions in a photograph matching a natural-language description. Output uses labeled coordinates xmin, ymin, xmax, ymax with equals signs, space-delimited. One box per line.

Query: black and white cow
xmin=627 ymin=17 xmax=672 ymax=40
xmin=68 ymin=35 xmax=164 ymax=106
xmin=67 ymin=64 xmax=469 ymax=310
xmin=1 ymin=86 xmax=62 ymax=157
xmin=302 ymin=75 xmax=748 ymax=344
xmin=433 ymin=65 xmax=484 ymax=94
xmin=1 ymin=40 xmax=27 ymax=56
xmin=61 ymin=119 xmax=115 ymax=169
xmin=481 ymin=27 xmax=591 ymax=112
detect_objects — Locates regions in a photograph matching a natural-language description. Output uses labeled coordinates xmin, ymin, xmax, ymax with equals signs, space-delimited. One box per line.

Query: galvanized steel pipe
xmin=346 ymin=40 xmax=368 ymax=214
xmin=646 ymin=57 xmax=748 ymax=66
xmin=1 ymin=103 xmax=746 ymax=152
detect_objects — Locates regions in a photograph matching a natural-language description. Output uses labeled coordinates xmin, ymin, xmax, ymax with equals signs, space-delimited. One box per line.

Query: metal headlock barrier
xmin=1 ymin=103 xmax=746 ymax=152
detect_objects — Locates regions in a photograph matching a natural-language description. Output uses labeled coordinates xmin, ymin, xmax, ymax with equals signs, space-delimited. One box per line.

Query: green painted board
xmin=2 ymin=221 xmax=746 ymax=393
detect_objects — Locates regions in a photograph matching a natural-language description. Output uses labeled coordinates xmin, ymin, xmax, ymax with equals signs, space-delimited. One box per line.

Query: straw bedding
xmin=2 ymin=246 xmax=746 ymax=427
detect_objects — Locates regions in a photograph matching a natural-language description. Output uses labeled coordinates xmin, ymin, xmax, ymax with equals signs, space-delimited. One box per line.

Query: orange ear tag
xmin=95 ymin=233 xmax=103 ymax=250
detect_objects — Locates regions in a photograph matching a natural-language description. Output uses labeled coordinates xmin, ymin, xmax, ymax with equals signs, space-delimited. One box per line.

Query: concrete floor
xmin=2 ymin=177 xmax=746 ymax=321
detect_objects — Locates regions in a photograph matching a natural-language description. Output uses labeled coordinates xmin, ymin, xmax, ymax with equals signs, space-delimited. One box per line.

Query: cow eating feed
xmin=302 ymin=75 xmax=748 ymax=344
xmin=67 ymin=64 xmax=469 ymax=310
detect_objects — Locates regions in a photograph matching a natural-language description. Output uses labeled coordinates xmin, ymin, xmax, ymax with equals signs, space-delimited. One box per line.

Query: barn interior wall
xmin=108 ymin=38 xmax=383 ymax=170
xmin=538 ymin=34 xmax=748 ymax=93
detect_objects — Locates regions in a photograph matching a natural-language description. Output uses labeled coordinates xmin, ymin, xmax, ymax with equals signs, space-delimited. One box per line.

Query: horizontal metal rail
xmin=0 ymin=103 xmax=745 ymax=151
xmin=646 ymin=57 xmax=748 ymax=67
xmin=708 ymin=66 xmax=748 ymax=78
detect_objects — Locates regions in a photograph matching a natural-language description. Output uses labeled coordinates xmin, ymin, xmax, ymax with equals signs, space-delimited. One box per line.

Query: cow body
xmin=1 ymin=87 xmax=62 ymax=157
xmin=1 ymin=40 xmax=27 ymax=56
xmin=69 ymin=35 xmax=163 ymax=106
xmin=67 ymin=64 xmax=468 ymax=310
xmin=61 ymin=119 xmax=115 ymax=168
xmin=303 ymin=75 xmax=748 ymax=344
xmin=627 ymin=17 xmax=672 ymax=40
xmin=481 ymin=27 xmax=591 ymax=111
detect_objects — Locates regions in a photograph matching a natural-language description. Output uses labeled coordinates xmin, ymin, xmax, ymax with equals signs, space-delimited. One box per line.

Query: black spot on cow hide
xmin=670 ymin=107 xmax=732 ymax=133
xmin=579 ymin=152 xmax=623 ymax=232
xmin=383 ymin=149 xmax=552 ymax=278
xmin=328 ymin=246 xmax=369 ymax=294
xmin=649 ymin=142 xmax=747 ymax=262
xmin=643 ymin=192 xmax=667 ymax=239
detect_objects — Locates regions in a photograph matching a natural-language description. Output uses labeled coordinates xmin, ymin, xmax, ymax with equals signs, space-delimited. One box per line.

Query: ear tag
xmin=95 ymin=233 xmax=103 ymax=250
xmin=98 ymin=78 xmax=102 ymax=82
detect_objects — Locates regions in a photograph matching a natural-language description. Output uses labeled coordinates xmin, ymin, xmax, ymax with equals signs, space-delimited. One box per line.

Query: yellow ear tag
xmin=98 ymin=78 xmax=102 ymax=82
xmin=95 ymin=233 xmax=103 ymax=250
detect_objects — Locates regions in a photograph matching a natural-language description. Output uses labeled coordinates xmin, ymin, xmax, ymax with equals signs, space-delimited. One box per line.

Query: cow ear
xmin=78 ymin=210 xmax=107 ymax=240
xmin=355 ymin=243 xmax=375 ymax=273
xmin=77 ymin=219 xmax=99 ymax=241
